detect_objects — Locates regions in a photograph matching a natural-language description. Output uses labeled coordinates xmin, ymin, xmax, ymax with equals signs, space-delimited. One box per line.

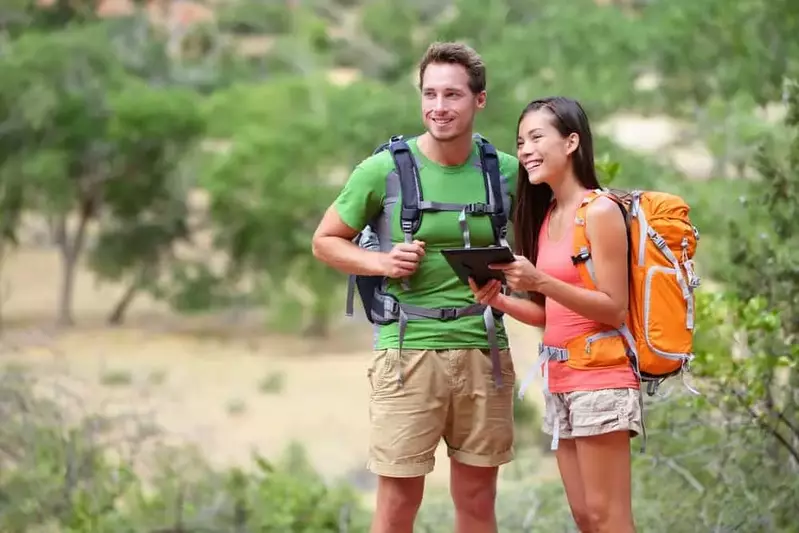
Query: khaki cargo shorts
xmin=366 ymin=348 xmax=515 ymax=478
xmin=542 ymin=388 xmax=643 ymax=440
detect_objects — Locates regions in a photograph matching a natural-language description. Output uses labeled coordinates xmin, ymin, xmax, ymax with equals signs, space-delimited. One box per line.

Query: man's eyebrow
xmin=423 ymin=86 xmax=465 ymax=92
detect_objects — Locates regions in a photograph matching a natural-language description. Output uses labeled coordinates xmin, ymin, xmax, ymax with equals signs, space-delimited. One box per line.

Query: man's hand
xmin=379 ymin=240 xmax=426 ymax=278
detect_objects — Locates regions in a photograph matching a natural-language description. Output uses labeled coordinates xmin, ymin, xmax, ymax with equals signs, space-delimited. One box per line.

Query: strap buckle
xmin=439 ymin=308 xmax=458 ymax=321
xmin=387 ymin=298 xmax=400 ymax=317
xmin=466 ymin=203 xmax=490 ymax=214
xmin=571 ymin=249 xmax=591 ymax=265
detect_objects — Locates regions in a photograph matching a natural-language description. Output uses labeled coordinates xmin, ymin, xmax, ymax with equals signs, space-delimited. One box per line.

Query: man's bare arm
xmin=311 ymin=205 xmax=385 ymax=276
xmin=312 ymin=205 xmax=426 ymax=278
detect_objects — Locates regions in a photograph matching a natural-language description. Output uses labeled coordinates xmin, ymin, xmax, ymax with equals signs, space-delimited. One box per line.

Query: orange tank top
xmin=536 ymin=194 xmax=638 ymax=393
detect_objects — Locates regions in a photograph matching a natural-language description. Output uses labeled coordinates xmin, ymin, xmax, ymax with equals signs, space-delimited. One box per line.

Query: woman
xmin=469 ymin=96 xmax=639 ymax=533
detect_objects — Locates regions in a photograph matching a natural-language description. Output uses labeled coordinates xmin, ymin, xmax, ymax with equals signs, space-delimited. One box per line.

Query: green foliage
xmin=594 ymin=153 xmax=621 ymax=185
xmin=0 ymin=367 xmax=148 ymax=532
xmin=87 ymin=83 xmax=206 ymax=293
xmin=696 ymin=92 xmax=777 ymax=178
xmin=590 ymin=133 xmax=755 ymax=273
xmin=360 ymin=0 xmax=421 ymax=82
xmin=0 ymin=21 xmax=211 ymax=324
xmin=0 ymin=369 xmax=369 ymax=532
xmin=0 ymin=25 xmax=130 ymax=322
xmin=202 ymin=77 xmax=339 ymax=274
xmin=651 ymin=78 xmax=799 ymax=532
xmin=200 ymin=74 xmax=418 ymax=333
xmin=0 ymin=0 xmax=99 ymax=38
xmin=696 ymin=82 xmax=798 ymax=457
xmin=726 ymin=89 xmax=799 ymax=320
xmin=642 ymin=0 xmax=799 ymax=109
xmin=627 ymin=391 xmax=799 ymax=532
xmin=0 ymin=25 xmax=127 ymax=178
xmin=216 ymin=0 xmax=294 ymax=35
xmin=102 ymin=83 xmax=205 ymax=217
xmin=512 ymin=386 xmax=548 ymax=452
xmin=466 ymin=0 xmax=648 ymax=138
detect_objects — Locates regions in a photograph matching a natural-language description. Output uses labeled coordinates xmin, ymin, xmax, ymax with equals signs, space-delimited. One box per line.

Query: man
xmin=311 ymin=41 xmax=519 ymax=533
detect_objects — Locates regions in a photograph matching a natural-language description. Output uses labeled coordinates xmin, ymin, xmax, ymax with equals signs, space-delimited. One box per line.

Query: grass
xmin=99 ymin=368 xmax=133 ymax=387
xmin=257 ymin=370 xmax=285 ymax=394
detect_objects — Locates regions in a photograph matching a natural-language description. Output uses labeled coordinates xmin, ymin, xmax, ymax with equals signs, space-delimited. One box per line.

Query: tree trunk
xmin=303 ymin=311 xmax=329 ymax=338
xmin=0 ymin=242 xmax=6 ymax=332
xmin=107 ymin=280 xmax=139 ymax=325
xmin=787 ymin=366 xmax=799 ymax=472
xmin=304 ymin=276 xmax=335 ymax=338
xmin=57 ymin=251 xmax=76 ymax=326
xmin=55 ymin=211 xmax=91 ymax=327
xmin=46 ymin=214 xmax=59 ymax=246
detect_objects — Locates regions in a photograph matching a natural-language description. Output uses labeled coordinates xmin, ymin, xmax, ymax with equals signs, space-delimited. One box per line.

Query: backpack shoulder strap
xmin=473 ymin=134 xmax=509 ymax=247
xmin=571 ymin=189 xmax=629 ymax=290
xmin=385 ymin=135 xmax=423 ymax=243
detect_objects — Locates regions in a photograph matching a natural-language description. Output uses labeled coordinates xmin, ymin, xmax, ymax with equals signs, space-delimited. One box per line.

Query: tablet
xmin=440 ymin=246 xmax=516 ymax=287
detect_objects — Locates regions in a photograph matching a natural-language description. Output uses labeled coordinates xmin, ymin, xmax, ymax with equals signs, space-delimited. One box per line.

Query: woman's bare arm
xmin=491 ymin=292 xmax=546 ymax=327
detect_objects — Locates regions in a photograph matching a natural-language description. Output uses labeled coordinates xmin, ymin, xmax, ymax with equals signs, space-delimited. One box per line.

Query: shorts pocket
xmin=367 ymin=349 xmax=392 ymax=393
xmin=479 ymin=349 xmax=515 ymax=393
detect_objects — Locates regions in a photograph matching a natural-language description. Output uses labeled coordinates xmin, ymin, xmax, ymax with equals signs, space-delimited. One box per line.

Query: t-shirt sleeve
xmin=333 ymin=154 xmax=388 ymax=231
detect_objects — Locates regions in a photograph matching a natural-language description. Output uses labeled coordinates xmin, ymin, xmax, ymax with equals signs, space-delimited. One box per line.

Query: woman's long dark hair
xmin=513 ymin=97 xmax=601 ymax=268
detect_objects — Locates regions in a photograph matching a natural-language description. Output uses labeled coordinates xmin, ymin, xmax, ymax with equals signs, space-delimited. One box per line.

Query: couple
xmin=312 ymin=41 xmax=640 ymax=533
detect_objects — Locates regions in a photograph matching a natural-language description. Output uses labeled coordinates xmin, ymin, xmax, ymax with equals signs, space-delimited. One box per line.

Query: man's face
xmin=420 ymin=62 xmax=485 ymax=142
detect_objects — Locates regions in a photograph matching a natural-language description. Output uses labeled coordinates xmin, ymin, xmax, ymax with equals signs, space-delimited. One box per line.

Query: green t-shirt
xmin=334 ymin=137 xmax=519 ymax=351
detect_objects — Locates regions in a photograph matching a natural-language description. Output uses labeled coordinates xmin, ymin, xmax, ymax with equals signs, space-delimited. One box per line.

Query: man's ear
xmin=475 ymin=90 xmax=487 ymax=110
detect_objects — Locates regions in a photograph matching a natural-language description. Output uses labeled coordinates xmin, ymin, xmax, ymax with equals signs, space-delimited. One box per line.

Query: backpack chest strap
xmin=413 ymin=200 xmax=501 ymax=250
xmin=418 ymin=200 xmax=497 ymax=214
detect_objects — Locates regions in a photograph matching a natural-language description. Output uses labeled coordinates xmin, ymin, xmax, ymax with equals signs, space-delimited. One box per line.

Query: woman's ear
xmin=565 ymin=132 xmax=580 ymax=156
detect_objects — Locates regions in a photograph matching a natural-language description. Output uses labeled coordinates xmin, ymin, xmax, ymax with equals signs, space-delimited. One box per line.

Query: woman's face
xmin=516 ymin=108 xmax=578 ymax=186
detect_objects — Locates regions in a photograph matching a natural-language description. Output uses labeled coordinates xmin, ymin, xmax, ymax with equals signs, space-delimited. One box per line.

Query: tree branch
xmin=733 ymin=388 xmax=799 ymax=465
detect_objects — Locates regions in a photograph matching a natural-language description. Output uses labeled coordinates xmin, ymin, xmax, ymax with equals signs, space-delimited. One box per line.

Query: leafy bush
xmin=0 ymin=367 xmax=368 ymax=532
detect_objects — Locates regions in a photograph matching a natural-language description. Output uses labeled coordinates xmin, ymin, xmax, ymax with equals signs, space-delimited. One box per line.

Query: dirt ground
xmin=0 ymin=246 xmax=554 ymax=496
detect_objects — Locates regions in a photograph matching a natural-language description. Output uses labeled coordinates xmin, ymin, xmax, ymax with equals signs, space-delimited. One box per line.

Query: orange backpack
xmin=572 ymin=188 xmax=702 ymax=396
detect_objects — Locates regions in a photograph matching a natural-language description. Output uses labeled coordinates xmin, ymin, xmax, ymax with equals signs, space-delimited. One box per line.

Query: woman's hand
xmin=468 ymin=278 xmax=503 ymax=305
xmin=489 ymin=255 xmax=545 ymax=293
xmin=469 ymin=274 xmax=547 ymax=326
